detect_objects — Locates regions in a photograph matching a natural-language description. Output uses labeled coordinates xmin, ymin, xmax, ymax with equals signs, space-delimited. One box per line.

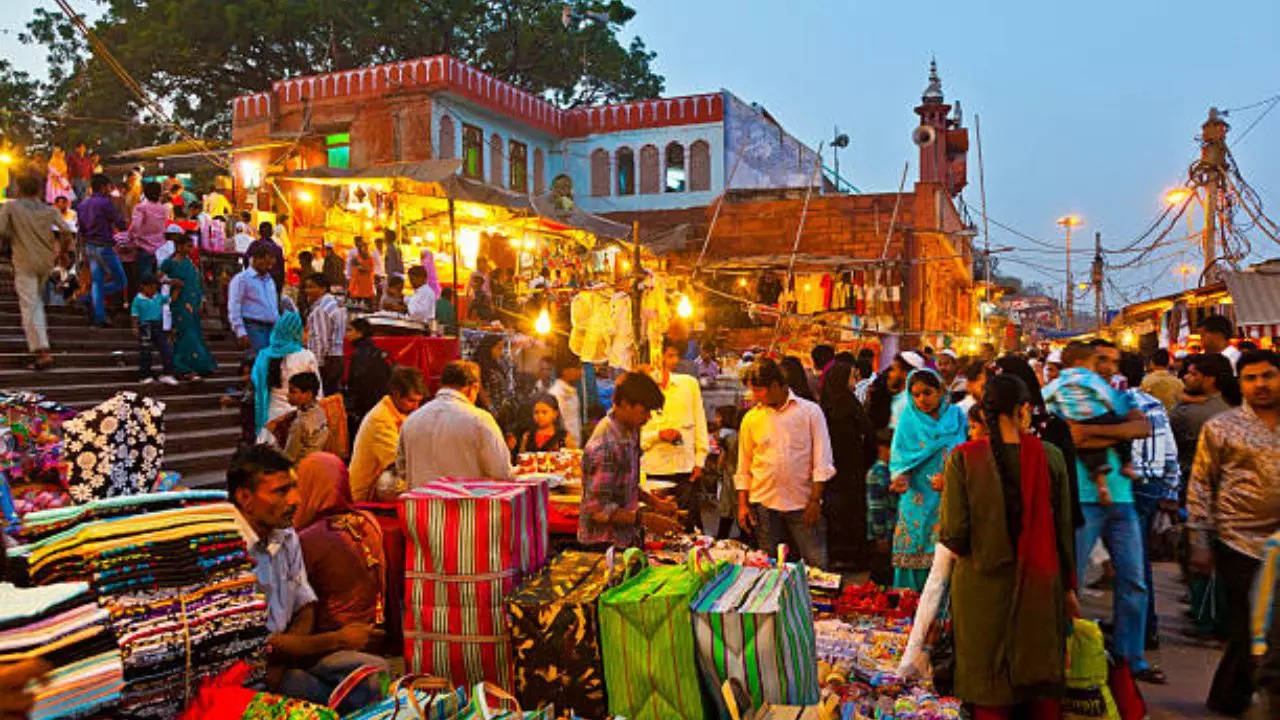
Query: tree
xmin=22 ymin=0 xmax=665 ymax=153
xmin=0 ymin=60 xmax=46 ymax=148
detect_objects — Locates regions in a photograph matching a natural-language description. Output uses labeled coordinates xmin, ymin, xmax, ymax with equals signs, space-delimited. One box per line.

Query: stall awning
xmin=285 ymin=159 xmax=462 ymax=185
xmin=1223 ymin=270 xmax=1280 ymax=334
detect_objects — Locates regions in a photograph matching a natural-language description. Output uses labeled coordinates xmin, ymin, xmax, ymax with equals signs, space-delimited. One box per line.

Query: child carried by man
xmin=1041 ymin=341 xmax=1138 ymax=504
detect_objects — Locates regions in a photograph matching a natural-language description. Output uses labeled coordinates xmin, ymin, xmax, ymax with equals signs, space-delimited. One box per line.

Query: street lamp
xmin=1165 ymin=188 xmax=1192 ymax=206
xmin=1057 ymin=215 xmax=1083 ymax=328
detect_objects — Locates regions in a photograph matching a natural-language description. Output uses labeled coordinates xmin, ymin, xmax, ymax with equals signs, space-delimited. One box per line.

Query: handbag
xmin=922 ymin=584 xmax=954 ymax=695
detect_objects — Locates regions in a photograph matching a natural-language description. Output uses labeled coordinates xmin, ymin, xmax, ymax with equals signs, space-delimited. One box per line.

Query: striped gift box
xmin=399 ymin=478 xmax=549 ymax=689
xmin=690 ymin=563 xmax=820 ymax=720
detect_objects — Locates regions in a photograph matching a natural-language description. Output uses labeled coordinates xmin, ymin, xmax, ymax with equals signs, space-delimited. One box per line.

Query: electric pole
xmin=1093 ymin=231 xmax=1104 ymax=333
xmin=1198 ymin=108 xmax=1229 ymax=274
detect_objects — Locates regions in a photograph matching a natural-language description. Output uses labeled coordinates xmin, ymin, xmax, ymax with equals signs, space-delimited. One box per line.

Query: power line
xmin=1231 ymin=96 xmax=1280 ymax=148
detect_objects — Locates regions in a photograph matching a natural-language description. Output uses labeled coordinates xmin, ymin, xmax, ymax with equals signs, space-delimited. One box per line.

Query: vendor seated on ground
xmin=228 ymin=445 xmax=388 ymax=714
xmin=379 ymin=275 xmax=408 ymax=313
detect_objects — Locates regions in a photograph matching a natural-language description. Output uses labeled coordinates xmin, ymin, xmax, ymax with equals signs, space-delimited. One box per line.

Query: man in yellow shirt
xmin=348 ymin=366 xmax=426 ymax=501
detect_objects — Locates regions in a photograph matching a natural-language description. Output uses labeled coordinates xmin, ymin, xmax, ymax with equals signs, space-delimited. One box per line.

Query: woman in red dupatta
xmin=293 ymin=452 xmax=386 ymax=639
xmin=939 ymin=374 xmax=1079 ymax=719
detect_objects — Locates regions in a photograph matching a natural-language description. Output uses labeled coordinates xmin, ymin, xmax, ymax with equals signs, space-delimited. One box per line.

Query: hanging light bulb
xmin=676 ymin=294 xmax=693 ymax=319
xmin=737 ymin=277 xmax=747 ymax=288
xmin=534 ymin=307 xmax=552 ymax=335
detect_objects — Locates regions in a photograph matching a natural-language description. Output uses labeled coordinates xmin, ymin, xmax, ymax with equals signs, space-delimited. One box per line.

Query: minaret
xmin=914 ymin=59 xmax=951 ymax=188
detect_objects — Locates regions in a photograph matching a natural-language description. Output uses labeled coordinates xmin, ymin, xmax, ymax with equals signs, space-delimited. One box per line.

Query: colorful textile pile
xmin=0 ymin=581 xmax=124 ymax=720
xmin=691 ymin=560 xmax=821 ymax=720
xmin=400 ymin=478 xmax=549 ymax=689
xmin=61 ymin=391 xmax=165 ymax=502
xmin=9 ymin=499 xmax=269 ymax=719
xmin=0 ymin=390 xmax=77 ymax=528
xmin=506 ymin=550 xmax=612 ymax=717
xmin=178 ymin=661 xmax=339 ymax=720
xmin=10 ymin=490 xmax=227 ymax=546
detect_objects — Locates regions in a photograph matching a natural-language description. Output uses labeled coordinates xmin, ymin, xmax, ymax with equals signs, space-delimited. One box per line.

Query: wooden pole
xmin=632 ymin=220 xmax=642 ymax=366
xmin=449 ymin=198 xmax=459 ymax=337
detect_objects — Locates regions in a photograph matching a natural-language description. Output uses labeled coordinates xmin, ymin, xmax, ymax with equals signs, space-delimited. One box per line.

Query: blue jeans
xmin=278 ymin=650 xmax=388 ymax=714
xmin=243 ymin=320 xmax=274 ymax=355
xmin=1076 ymin=502 xmax=1150 ymax=671
xmin=71 ymin=178 xmax=87 ymax=204
xmin=1132 ymin=489 xmax=1161 ymax=640
xmin=84 ymin=244 xmax=126 ymax=324
xmin=751 ymin=504 xmax=828 ymax=569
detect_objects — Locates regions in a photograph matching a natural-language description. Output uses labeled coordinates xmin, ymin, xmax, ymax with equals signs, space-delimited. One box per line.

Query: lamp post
xmin=1057 ymin=215 xmax=1082 ymax=329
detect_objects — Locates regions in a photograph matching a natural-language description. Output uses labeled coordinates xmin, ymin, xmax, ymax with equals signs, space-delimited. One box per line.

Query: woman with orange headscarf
xmin=292 ymin=452 xmax=385 ymax=638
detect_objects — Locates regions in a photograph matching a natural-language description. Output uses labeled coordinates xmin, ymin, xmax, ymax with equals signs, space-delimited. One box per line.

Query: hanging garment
xmin=641 ymin=275 xmax=672 ymax=366
xmin=608 ymin=293 xmax=634 ymax=371
xmin=62 ymin=391 xmax=166 ymax=503
xmin=820 ymin=274 xmax=834 ymax=310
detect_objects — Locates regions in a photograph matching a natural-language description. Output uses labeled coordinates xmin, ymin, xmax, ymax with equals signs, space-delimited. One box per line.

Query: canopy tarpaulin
xmin=284 ymin=158 xmax=461 ymax=186
xmin=1222 ymin=269 xmax=1280 ymax=334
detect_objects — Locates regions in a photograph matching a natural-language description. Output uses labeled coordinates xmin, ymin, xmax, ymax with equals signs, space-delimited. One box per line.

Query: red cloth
xmin=66 ymin=152 xmax=94 ymax=179
xmin=366 ymin=336 xmax=459 ymax=393
xmin=356 ymin=502 xmax=406 ymax=650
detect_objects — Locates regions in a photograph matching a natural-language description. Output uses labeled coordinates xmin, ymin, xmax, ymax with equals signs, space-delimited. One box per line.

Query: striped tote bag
xmin=598 ymin=549 xmax=720 ymax=720
xmin=690 ymin=560 xmax=820 ymax=719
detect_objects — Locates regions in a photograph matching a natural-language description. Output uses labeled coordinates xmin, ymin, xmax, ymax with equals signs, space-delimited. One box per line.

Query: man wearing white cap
xmin=231 ymin=221 xmax=255 ymax=255
xmin=1044 ymin=350 xmax=1063 ymax=384
xmin=937 ymin=349 xmax=965 ymax=399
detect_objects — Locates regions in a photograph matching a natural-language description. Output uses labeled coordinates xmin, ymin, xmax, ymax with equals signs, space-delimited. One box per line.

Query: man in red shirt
xmin=66 ymin=141 xmax=95 ymax=204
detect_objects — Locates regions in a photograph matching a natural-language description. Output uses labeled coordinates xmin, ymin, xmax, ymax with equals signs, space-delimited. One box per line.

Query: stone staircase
xmin=0 ymin=265 xmax=243 ymax=489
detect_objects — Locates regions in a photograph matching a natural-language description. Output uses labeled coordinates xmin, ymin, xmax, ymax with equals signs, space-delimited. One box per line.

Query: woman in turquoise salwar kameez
xmin=159 ymin=233 xmax=217 ymax=378
xmin=889 ymin=368 xmax=967 ymax=591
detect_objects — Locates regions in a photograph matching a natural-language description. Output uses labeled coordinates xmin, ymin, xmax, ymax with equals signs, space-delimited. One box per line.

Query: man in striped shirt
xmin=302 ymin=273 xmax=346 ymax=395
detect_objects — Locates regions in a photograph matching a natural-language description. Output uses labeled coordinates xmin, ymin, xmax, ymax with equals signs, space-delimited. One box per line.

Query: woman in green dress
xmin=939 ymin=373 xmax=1078 ymax=719
xmin=159 ymin=233 xmax=217 ymax=378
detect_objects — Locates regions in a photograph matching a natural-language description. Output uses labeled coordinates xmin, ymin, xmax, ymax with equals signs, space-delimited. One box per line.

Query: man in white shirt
xmin=405 ymin=266 xmax=437 ymax=326
xmin=641 ymin=338 xmax=709 ymax=531
xmin=548 ymin=356 xmax=584 ymax=445
xmin=231 ymin=221 xmax=255 ymax=254
xmin=736 ymin=357 xmax=836 ymax=568
xmin=397 ymin=360 xmax=512 ymax=487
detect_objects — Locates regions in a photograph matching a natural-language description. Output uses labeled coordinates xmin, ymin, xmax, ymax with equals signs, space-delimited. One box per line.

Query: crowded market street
xmin=0 ymin=2 xmax=1279 ymax=719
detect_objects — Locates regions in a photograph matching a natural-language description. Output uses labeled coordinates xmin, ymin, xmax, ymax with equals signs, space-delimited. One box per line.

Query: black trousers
xmin=1208 ymin=541 xmax=1262 ymax=716
xmin=649 ymin=472 xmax=698 ymax=532
xmin=321 ymin=355 xmax=345 ymax=396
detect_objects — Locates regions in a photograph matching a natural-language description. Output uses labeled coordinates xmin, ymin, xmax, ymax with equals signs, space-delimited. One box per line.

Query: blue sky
xmin=5 ymin=0 xmax=1278 ymax=303
xmin=623 ymin=0 xmax=1280 ymax=302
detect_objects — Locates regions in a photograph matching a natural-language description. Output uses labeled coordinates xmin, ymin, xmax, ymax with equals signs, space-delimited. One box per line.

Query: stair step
xmin=0 ymin=365 xmax=240 ymax=388
xmin=166 ymin=426 xmax=241 ymax=454
xmin=0 ymin=337 xmax=240 ymax=354
xmin=63 ymin=391 xmax=230 ymax=413
xmin=21 ymin=378 xmax=240 ymax=403
xmin=179 ymin=469 xmax=228 ymax=490
xmin=0 ymin=350 xmax=243 ymax=369
xmin=166 ymin=408 xmax=242 ymax=432
xmin=163 ymin=447 xmax=238 ymax=478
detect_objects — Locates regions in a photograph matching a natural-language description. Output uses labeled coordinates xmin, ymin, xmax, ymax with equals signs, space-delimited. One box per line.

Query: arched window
xmin=590 ymin=148 xmax=610 ymax=196
xmin=689 ymin=139 xmax=711 ymax=192
xmin=616 ymin=147 xmax=635 ymax=195
xmin=438 ymin=115 xmax=455 ymax=160
xmin=489 ymin=133 xmax=503 ymax=186
xmin=533 ymin=148 xmax=546 ymax=193
xmin=639 ymin=144 xmax=660 ymax=194
xmin=664 ymin=142 xmax=685 ymax=192
xmin=508 ymin=140 xmax=528 ymax=193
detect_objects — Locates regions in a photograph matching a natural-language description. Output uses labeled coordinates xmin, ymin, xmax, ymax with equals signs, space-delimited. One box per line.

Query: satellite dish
xmin=912 ymin=125 xmax=937 ymax=147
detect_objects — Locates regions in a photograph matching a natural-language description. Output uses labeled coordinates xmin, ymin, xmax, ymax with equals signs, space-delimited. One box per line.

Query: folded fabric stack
xmin=400 ymin=478 xmax=549 ymax=690
xmin=0 ymin=581 xmax=124 ymax=720
xmin=10 ymin=490 xmax=229 ymax=546
xmin=10 ymin=499 xmax=269 ymax=719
